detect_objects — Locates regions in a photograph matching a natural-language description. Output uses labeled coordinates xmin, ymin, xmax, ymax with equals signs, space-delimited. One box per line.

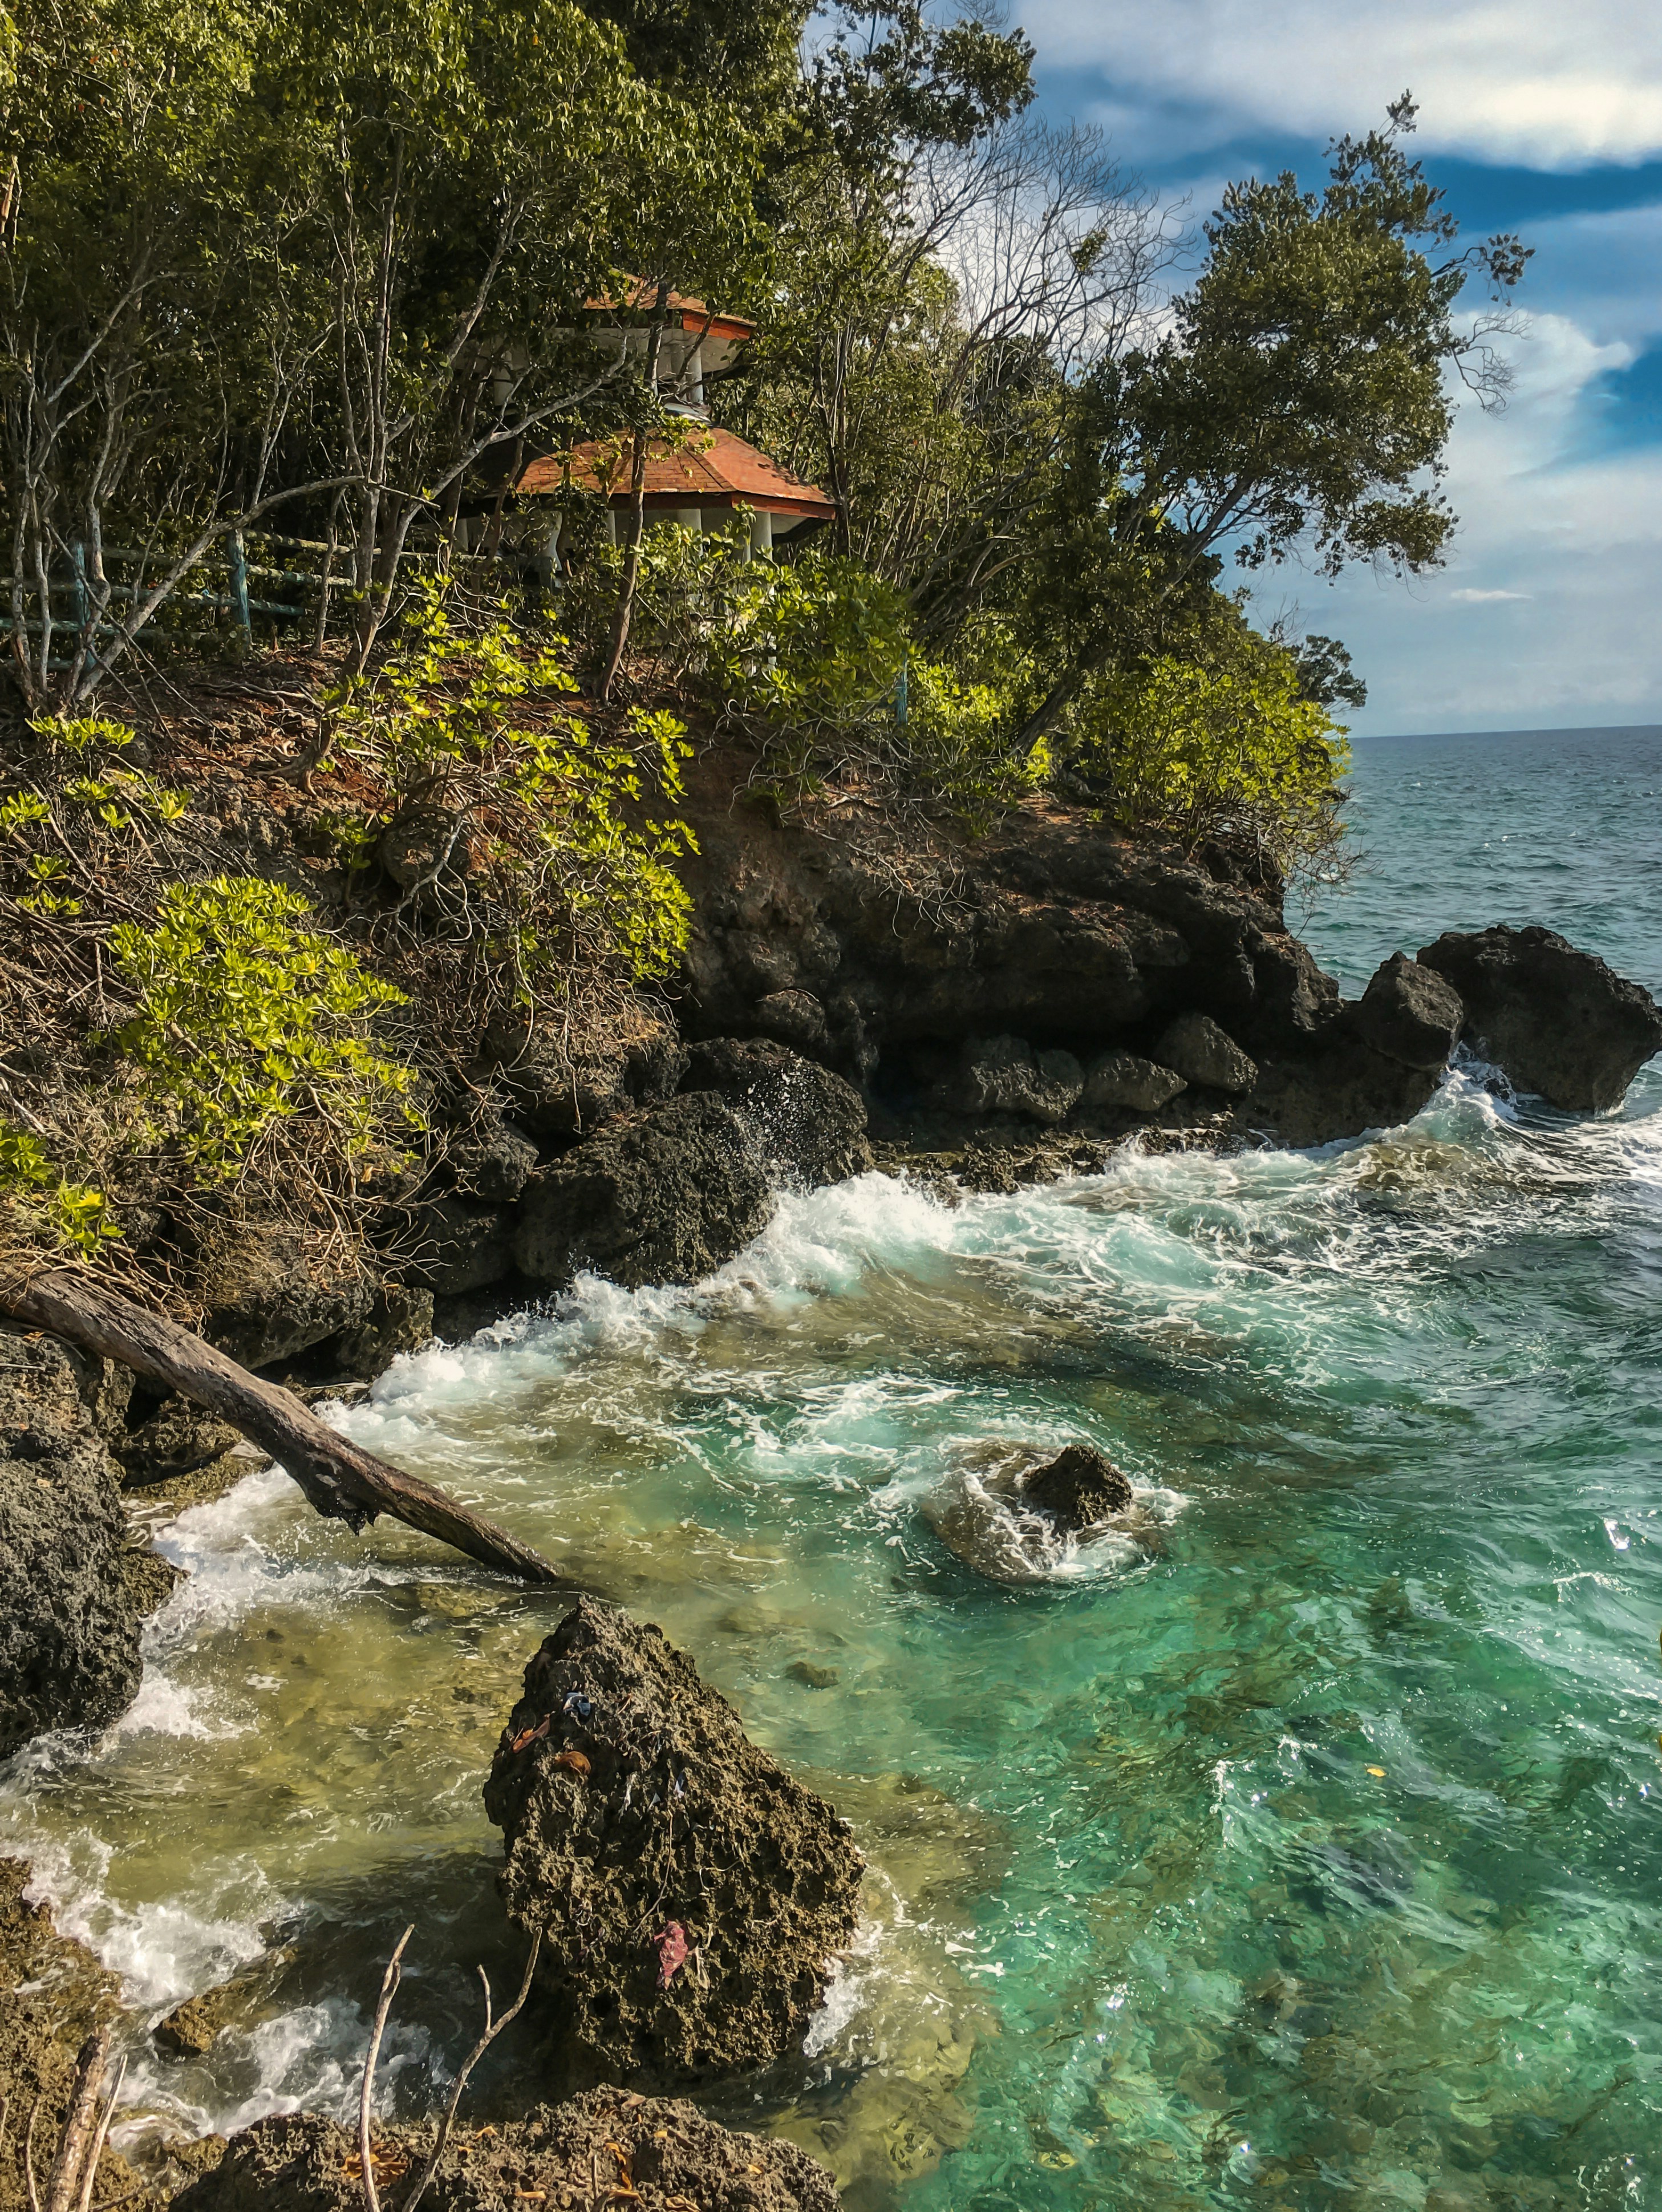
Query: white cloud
xmin=1025 ymin=0 xmax=1662 ymax=168
xmin=1251 ymin=314 xmax=1662 ymax=733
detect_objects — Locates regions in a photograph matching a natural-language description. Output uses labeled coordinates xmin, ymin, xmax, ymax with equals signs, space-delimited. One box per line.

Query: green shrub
xmin=0 ymin=1125 xmax=120 ymax=1257
xmin=108 ymin=876 xmax=421 ymax=1180
xmin=327 ymin=582 xmax=696 ymax=996
xmin=1076 ymin=630 xmax=1351 ymax=881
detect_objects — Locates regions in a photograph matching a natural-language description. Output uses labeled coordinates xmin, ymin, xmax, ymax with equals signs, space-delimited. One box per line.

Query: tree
xmin=1009 ymin=98 xmax=1529 ymax=748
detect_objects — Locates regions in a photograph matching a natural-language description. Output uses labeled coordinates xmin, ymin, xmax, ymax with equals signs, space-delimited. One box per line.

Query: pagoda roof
xmin=583 ymin=282 xmax=755 ymax=345
xmin=518 ymin=426 xmax=836 ymax=522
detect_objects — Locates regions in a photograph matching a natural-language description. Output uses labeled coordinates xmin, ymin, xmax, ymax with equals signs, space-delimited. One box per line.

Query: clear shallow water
xmin=5 ymin=726 xmax=1662 ymax=2212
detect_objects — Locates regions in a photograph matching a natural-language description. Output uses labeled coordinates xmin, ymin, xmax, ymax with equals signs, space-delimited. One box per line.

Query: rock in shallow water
xmin=1417 ymin=923 xmax=1662 ymax=1112
xmin=171 ymin=2095 xmax=840 ymax=2212
xmin=1352 ymin=953 xmax=1465 ymax=1071
xmin=512 ymin=1093 xmax=775 ymax=1289
xmin=483 ymin=1599 xmax=863 ymax=2084
xmin=1024 ymin=1444 xmax=1135 ymax=1527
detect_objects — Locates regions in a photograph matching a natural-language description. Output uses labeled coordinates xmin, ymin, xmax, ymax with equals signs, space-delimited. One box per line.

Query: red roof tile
xmin=583 ymin=283 xmax=755 ymax=344
xmin=517 ymin=426 xmax=835 ymax=522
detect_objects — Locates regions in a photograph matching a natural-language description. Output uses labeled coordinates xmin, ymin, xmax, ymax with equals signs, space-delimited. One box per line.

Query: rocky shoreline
xmin=5 ymin=750 xmax=1662 ymax=2212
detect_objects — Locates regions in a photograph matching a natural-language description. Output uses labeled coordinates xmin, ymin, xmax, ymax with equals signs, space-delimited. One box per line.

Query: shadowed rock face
xmin=483 ymin=1600 xmax=863 ymax=2085
xmin=1154 ymin=1012 xmax=1257 ymax=1095
xmin=1353 ymin=954 xmax=1465 ymax=1071
xmin=512 ymin=1093 xmax=775 ymax=1289
xmin=171 ymin=2096 xmax=840 ymax=2212
xmin=0 ymin=1326 xmax=161 ymax=1759
xmin=1417 ymin=925 xmax=1662 ymax=1112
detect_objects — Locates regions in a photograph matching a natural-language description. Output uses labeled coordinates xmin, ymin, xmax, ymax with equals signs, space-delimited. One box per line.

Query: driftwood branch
xmin=359 ymin=1926 xmax=414 ymax=2212
xmin=42 ymin=2029 xmax=109 ymax=2212
xmin=0 ymin=1266 xmax=561 ymax=1586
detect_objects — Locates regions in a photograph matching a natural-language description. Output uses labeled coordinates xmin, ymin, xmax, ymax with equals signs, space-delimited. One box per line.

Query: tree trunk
xmin=0 ymin=1267 xmax=563 ymax=1586
xmin=598 ymin=290 xmax=670 ymax=703
xmin=42 ymin=2028 xmax=110 ymax=2212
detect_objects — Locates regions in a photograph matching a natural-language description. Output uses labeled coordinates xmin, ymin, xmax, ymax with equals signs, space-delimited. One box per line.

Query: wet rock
xmin=922 ymin=1443 xmax=1151 ymax=1585
xmin=1 ymin=1326 xmax=161 ymax=1756
xmin=483 ymin=1599 xmax=863 ymax=2083
xmin=1081 ymin=1050 xmax=1186 ymax=1113
xmin=751 ymin=988 xmax=832 ymax=1053
xmin=325 ymin=1286 xmax=435 ymax=1379
xmin=934 ymin=1036 xmax=1084 ymax=1124
xmin=1 ymin=1858 xmax=136 ymax=2212
xmin=406 ymin=1196 xmax=514 ymax=1296
xmin=787 ymin=1659 xmax=840 ymax=1690
xmin=1352 ymin=953 xmax=1465 ymax=1070
xmin=155 ymin=1985 xmax=236 ymax=2057
xmin=1024 ymin=1444 xmax=1134 ymax=1528
xmin=680 ymin=1038 xmax=873 ymax=1188
xmin=1155 ymin=1012 xmax=1257 ymax=1094
xmin=512 ymin=1095 xmax=774 ymax=1290
xmin=172 ymin=2096 xmax=840 ymax=2212
xmin=1416 ymin=923 xmax=1662 ymax=1111
xmin=113 ymin=1397 xmax=242 ymax=1488
xmin=1242 ymin=1038 xmax=1444 ymax=1148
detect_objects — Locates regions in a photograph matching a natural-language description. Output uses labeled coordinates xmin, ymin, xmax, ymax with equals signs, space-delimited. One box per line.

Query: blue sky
xmin=1018 ymin=0 xmax=1662 ymax=736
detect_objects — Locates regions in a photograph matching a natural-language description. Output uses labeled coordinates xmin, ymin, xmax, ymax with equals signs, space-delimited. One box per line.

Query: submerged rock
xmin=512 ymin=1094 xmax=775 ymax=1290
xmin=1417 ymin=923 xmax=1662 ymax=1111
xmin=1154 ymin=1012 xmax=1258 ymax=1095
xmin=0 ymin=1326 xmax=161 ymax=1757
xmin=681 ymin=1037 xmax=873 ymax=1188
xmin=483 ymin=1599 xmax=863 ymax=2084
xmin=923 ymin=1443 xmax=1152 ymax=1584
xmin=1024 ymin=1444 xmax=1134 ymax=1528
xmin=171 ymin=2094 xmax=839 ymax=2212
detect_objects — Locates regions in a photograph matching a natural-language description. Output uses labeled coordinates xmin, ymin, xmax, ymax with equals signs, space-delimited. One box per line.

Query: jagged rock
xmin=325 ymin=1286 xmax=435 ymax=1378
xmin=483 ymin=1006 xmax=688 ymax=1141
xmin=190 ymin=1225 xmax=379 ymax=1372
xmin=1353 ymin=953 xmax=1465 ymax=1069
xmin=405 ymin=1196 xmax=514 ymax=1296
xmin=113 ymin=1398 xmax=241 ymax=1488
xmin=1 ymin=1858 xmax=137 ymax=2212
xmin=512 ymin=1095 xmax=774 ymax=1290
xmin=447 ymin=1116 xmax=540 ymax=1203
xmin=1081 ymin=1050 xmax=1186 ymax=1113
xmin=681 ymin=1038 xmax=873 ymax=1188
xmin=1243 ymin=1038 xmax=1444 ymax=1148
xmin=751 ymin=987 xmax=832 ymax=1052
xmin=934 ymin=1036 xmax=1084 ymax=1123
xmin=1417 ymin=923 xmax=1662 ymax=1111
xmin=1155 ymin=1012 xmax=1257 ymax=1095
xmin=0 ymin=1327 xmax=160 ymax=1756
xmin=1024 ymin=1445 xmax=1134 ymax=1528
xmin=172 ymin=2096 xmax=840 ymax=2212
xmin=483 ymin=1599 xmax=863 ymax=2083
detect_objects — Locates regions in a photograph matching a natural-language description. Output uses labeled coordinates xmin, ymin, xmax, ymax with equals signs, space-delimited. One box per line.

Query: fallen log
xmin=0 ymin=1266 xmax=562 ymax=1586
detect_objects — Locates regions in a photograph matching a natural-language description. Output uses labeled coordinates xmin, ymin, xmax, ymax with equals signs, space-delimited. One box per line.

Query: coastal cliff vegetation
xmin=0 ymin=0 xmax=1527 ymax=1282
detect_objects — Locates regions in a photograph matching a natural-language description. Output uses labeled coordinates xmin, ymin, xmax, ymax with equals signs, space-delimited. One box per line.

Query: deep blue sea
xmin=4 ymin=724 xmax=1661 ymax=2212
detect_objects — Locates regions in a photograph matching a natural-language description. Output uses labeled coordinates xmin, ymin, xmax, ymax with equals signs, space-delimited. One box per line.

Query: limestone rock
xmin=190 ymin=1225 xmax=378 ymax=1372
xmin=935 ymin=1036 xmax=1084 ymax=1124
xmin=1081 ymin=1050 xmax=1186 ymax=1113
xmin=483 ymin=1006 xmax=688 ymax=1142
xmin=447 ymin=1116 xmax=539 ymax=1203
xmin=751 ymin=987 xmax=832 ymax=1053
xmin=1417 ymin=923 xmax=1662 ymax=1111
xmin=1155 ymin=1012 xmax=1257 ymax=1095
xmin=406 ymin=1196 xmax=514 ymax=1297
xmin=483 ymin=1599 xmax=863 ymax=2083
xmin=681 ymin=1038 xmax=873 ymax=1188
xmin=1353 ymin=953 xmax=1465 ymax=1070
xmin=0 ymin=1327 xmax=157 ymax=1756
xmin=172 ymin=2097 xmax=840 ymax=2212
xmin=513 ymin=1094 xmax=774 ymax=1291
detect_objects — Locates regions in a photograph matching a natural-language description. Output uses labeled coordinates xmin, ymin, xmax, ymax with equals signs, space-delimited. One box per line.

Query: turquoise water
xmin=4 ymin=724 xmax=1662 ymax=2212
